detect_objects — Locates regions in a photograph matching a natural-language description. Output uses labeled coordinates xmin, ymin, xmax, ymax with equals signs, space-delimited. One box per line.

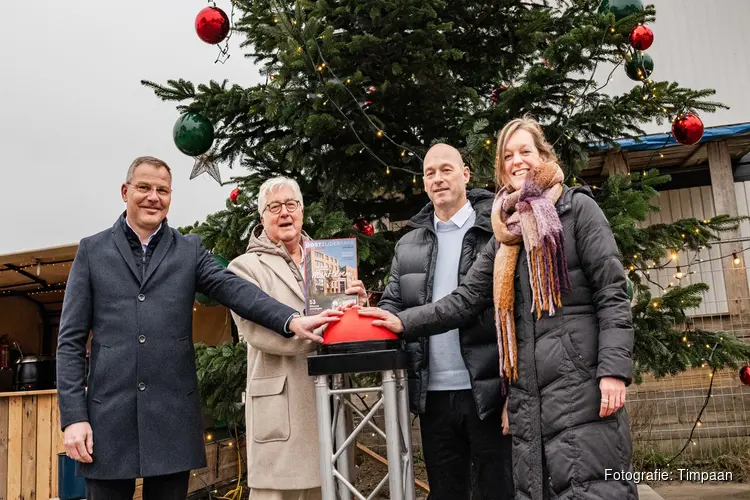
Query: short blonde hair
xmin=494 ymin=116 xmax=558 ymax=189
xmin=257 ymin=176 xmax=304 ymax=213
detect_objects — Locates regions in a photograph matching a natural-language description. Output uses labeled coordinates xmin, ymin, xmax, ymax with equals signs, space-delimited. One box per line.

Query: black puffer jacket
xmin=378 ymin=189 xmax=504 ymax=419
xmin=396 ymin=187 xmax=637 ymax=500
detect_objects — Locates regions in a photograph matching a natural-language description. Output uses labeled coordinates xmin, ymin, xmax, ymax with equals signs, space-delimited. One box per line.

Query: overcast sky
xmin=2 ymin=0 xmax=748 ymax=255
xmin=0 ymin=0 xmax=263 ymax=254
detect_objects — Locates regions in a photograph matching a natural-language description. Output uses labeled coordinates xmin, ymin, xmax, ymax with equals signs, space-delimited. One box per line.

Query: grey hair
xmin=125 ymin=156 xmax=172 ymax=184
xmin=257 ymin=176 xmax=304 ymax=213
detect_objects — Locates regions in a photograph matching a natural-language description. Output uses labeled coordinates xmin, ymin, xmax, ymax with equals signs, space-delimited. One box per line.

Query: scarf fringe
xmin=492 ymin=162 xmax=568 ymax=385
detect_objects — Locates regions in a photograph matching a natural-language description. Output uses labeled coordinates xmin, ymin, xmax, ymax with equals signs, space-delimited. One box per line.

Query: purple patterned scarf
xmin=491 ymin=161 xmax=570 ymax=381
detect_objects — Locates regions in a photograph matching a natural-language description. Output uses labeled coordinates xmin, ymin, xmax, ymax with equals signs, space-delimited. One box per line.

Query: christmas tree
xmin=145 ymin=0 xmax=750 ymax=379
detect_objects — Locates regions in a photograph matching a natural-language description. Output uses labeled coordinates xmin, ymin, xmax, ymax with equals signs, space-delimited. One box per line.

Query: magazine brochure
xmin=303 ymin=238 xmax=358 ymax=314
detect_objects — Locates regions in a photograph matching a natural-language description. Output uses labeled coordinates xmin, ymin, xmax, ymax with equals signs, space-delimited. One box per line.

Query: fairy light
xmin=733 ymin=253 xmax=741 ymax=265
xmin=674 ymin=266 xmax=683 ymax=280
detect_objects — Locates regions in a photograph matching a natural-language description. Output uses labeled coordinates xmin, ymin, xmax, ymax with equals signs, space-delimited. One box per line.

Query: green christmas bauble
xmin=173 ymin=112 xmax=214 ymax=157
xmin=599 ymin=0 xmax=644 ymax=21
xmin=625 ymin=52 xmax=653 ymax=81
xmin=626 ymin=276 xmax=634 ymax=301
xmin=195 ymin=253 xmax=229 ymax=307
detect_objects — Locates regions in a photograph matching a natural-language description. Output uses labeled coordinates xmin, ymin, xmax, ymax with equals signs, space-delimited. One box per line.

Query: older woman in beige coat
xmin=228 ymin=177 xmax=367 ymax=500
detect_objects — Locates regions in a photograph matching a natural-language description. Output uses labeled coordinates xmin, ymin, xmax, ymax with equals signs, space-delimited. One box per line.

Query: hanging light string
xmin=267 ymin=0 xmax=422 ymax=177
xmin=551 ymin=29 xmax=611 ymax=147
xmin=665 ymin=342 xmax=720 ymax=465
xmin=627 ymin=240 xmax=749 ymax=295
xmin=206 ymin=0 xmax=236 ymax=64
xmin=306 ymin=33 xmax=424 ymax=162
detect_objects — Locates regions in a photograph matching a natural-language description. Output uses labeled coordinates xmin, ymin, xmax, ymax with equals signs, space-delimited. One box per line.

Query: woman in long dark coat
xmin=361 ymin=117 xmax=638 ymax=500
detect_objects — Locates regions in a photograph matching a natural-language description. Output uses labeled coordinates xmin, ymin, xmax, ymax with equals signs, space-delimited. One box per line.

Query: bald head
xmin=423 ymin=143 xmax=463 ymax=172
xmin=422 ymin=143 xmax=470 ymax=222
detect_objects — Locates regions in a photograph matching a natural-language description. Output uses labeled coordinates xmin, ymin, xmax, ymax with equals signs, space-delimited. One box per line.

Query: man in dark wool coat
xmin=56 ymin=156 xmax=341 ymax=500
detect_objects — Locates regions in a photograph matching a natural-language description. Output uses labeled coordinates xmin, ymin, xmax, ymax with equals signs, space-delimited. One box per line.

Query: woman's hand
xmin=599 ymin=376 xmax=626 ymax=418
xmin=502 ymin=398 xmax=510 ymax=435
xmin=345 ymin=279 xmax=369 ymax=306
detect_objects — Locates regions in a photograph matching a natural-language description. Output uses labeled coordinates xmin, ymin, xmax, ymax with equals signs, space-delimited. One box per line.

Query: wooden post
xmin=0 ymin=398 xmax=8 ymax=500
xmin=602 ymin=151 xmax=629 ymax=177
xmin=707 ymin=140 xmax=750 ymax=317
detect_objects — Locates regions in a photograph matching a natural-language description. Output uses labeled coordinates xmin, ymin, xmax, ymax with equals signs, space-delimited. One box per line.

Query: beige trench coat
xmin=228 ymin=247 xmax=321 ymax=490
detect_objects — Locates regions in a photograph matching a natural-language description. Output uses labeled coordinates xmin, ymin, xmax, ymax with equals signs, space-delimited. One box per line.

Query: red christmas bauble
xmin=195 ymin=6 xmax=230 ymax=45
xmin=229 ymin=187 xmax=240 ymax=204
xmin=672 ymin=113 xmax=704 ymax=146
xmin=629 ymin=25 xmax=654 ymax=51
xmin=740 ymin=365 xmax=750 ymax=386
xmin=354 ymin=219 xmax=375 ymax=236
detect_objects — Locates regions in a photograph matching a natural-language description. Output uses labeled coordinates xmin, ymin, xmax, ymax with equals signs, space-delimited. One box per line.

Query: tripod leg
xmin=315 ymin=375 xmax=337 ymax=500
xmin=382 ymin=370 xmax=404 ymax=500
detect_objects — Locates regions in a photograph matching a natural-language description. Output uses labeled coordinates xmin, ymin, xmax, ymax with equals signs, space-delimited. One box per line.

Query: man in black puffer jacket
xmin=378 ymin=144 xmax=513 ymax=500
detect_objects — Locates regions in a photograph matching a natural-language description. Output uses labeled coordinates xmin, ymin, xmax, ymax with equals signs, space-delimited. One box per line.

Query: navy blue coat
xmin=57 ymin=215 xmax=297 ymax=479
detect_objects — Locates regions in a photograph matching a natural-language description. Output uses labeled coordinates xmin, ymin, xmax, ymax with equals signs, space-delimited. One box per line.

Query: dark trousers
xmin=420 ymin=390 xmax=514 ymax=500
xmin=85 ymin=471 xmax=190 ymax=500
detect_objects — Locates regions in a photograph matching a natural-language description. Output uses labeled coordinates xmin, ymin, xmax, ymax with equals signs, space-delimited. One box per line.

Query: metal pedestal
xmin=309 ymin=347 xmax=416 ymax=500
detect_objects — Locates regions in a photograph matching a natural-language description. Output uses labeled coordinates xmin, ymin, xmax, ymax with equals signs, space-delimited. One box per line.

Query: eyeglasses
xmin=264 ymin=200 xmax=300 ymax=214
xmin=128 ymin=182 xmax=171 ymax=197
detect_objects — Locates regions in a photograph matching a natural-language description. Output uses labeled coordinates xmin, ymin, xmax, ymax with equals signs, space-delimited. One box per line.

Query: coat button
xmin=138 ymin=382 xmax=146 ymax=391
xmin=137 ymin=294 xmax=145 ymax=302
xmin=138 ymin=335 xmax=146 ymax=344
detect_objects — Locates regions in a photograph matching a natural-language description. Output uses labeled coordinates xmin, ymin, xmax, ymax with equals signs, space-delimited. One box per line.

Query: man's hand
xmin=502 ymin=399 xmax=510 ymax=435
xmin=357 ymin=307 xmax=404 ymax=334
xmin=64 ymin=421 xmax=94 ymax=463
xmin=344 ymin=279 xmax=369 ymax=306
xmin=289 ymin=309 xmax=343 ymax=343
xmin=599 ymin=376 xmax=627 ymax=418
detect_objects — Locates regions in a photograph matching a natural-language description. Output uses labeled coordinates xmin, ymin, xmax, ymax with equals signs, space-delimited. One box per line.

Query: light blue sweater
xmin=427 ymin=201 xmax=474 ymax=391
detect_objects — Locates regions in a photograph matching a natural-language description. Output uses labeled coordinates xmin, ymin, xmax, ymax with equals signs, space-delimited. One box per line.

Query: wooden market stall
xmin=0 ymin=243 xmax=238 ymax=500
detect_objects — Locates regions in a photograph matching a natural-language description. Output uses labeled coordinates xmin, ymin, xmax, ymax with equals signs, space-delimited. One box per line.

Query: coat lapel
xmin=112 ymin=221 xmax=142 ymax=284
xmin=142 ymin=224 xmax=174 ymax=287
xmin=258 ymin=253 xmax=305 ymax=301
